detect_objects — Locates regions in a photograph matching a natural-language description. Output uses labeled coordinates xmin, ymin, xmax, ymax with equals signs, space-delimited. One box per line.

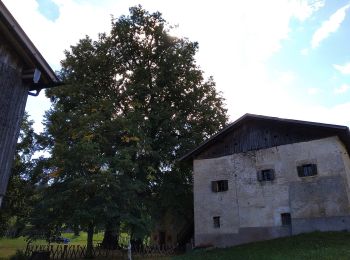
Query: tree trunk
xmin=131 ymin=238 xmax=143 ymax=251
xmin=73 ymin=224 xmax=80 ymax=236
xmin=102 ymin=220 xmax=119 ymax=249
xmin=86 ymin=222 xmax=94 ymax=258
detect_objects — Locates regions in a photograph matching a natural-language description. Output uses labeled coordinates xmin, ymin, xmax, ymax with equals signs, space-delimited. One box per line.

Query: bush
xmin=9 ymin=250 xmax=28 ymax=260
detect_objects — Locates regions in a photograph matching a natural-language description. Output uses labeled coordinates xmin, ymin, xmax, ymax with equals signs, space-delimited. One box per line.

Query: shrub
xmin=9 ymin=250 xmax=28 ymax=260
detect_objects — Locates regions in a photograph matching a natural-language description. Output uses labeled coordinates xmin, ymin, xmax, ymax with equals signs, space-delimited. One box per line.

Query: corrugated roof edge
xmin=179 ymin=113 xmax=350 ymax=162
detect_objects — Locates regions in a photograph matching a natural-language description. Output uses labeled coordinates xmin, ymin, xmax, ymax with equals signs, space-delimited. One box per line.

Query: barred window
xmin=213 ymin=216 xmax=221 ymax=228
xmin=257 ymin=169 xmax=275 ymax=182
xmin=281 ymin=213 xmax=291 ymax=226
xmin=297 ymin=164 xmax=317 ymax=177
xmin=212 ymin=180 xmax=228 ymax=192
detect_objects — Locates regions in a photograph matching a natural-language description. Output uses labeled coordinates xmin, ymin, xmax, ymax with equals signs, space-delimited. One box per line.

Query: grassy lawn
xmin=3 ymin=231 xmax=350 ymax=259
xmin=173 ymin=231 xmax=350 ymax=260
xmin=0 ymin=232 xmax=104 ymax=259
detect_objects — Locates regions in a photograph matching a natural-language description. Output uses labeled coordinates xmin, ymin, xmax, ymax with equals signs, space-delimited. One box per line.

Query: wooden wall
xmin=0 ymin=30 xmax=22 ymax=70
xmin=196 ymin=120 xmax=340 ymax=160
xmin=0 ymin=53 xmax=28 ymax=205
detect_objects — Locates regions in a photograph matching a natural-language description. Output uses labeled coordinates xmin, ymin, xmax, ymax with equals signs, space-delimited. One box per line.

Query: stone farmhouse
xmin=181 ymin=114 xmax=350 ymax=248
xmin=0 ymin=1 xmax=59 ymax=206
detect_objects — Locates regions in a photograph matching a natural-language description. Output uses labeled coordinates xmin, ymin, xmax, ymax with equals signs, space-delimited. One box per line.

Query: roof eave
xmin=179 ymin=114 xmax=350 ymax=162
xmin=0 ymin=1 xmax=59 ymax=86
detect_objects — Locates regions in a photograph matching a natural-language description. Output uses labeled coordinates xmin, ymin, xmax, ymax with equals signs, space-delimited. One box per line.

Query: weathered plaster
xmin=193 ymin=136 xmax=350 ymax=247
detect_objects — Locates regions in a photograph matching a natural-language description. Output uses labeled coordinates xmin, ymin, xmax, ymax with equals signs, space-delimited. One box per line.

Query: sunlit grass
xmin=0 ymin=232 xmax=103 ymax=259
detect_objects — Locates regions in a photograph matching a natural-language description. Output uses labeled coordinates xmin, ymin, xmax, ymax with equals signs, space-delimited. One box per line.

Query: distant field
xmin=0 ymin=232 xmax=104 ymax=259
xmin=173 ymin=231 xmax=350 ymax=260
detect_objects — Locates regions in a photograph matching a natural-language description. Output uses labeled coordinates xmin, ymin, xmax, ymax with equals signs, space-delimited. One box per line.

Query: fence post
xmin=24 ymin=242 xmax=31 ymax=256
xmin=62 ymin=244 xmax=68 ymax=259
xmin=127 ymin=241 xmax=132 ymax=260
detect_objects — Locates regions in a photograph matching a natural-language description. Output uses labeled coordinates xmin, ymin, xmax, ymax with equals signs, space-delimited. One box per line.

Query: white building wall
xmin=193 ymin=136 xmax=350 ymax=247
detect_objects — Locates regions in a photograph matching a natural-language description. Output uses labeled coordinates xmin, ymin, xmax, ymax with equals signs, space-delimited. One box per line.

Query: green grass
xmin=0 ymin=232 xmax=103 ymax=259
xmin=4 ymin=231 xmax=350 ymax=260
xmin=173 ymin=231 xmax=350 ymax=260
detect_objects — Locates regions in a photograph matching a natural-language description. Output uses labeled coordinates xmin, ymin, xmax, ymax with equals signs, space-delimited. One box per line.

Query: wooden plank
xmin=0 ymin=61 xmax=28 ymax=205
xmin=196 ymin=120 xmax=339 ymax=160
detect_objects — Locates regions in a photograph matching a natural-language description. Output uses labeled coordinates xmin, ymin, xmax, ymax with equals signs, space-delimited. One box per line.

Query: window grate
xmin=297 ymin=164 xmax=317 ymax=177
xmin=212 ymin=180 xmax=228 ymax=192
xmin=213 ymin=216 xmax=221 ymax=228
xmin=281 ymin=213 xmax=291 ymax=226
xmin=257 ymin=169 xmax=275 ymax=182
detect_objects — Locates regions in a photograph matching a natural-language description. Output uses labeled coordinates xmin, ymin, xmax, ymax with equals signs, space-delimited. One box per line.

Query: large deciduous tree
xmin=107 ymin=6 xmax=228 ymax=243
xmin=39 ymin=5 xmax=228 ymax=252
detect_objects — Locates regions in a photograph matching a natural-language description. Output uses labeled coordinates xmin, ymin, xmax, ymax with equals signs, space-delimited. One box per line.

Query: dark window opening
xmin=213 ymin=216 xmax=220 ymax=228
xmin=297 ymin=164 xmax=317 ymax=177
xmin=281 ymin=213 xmax=291 ymax=226
xmin=257 ymin=169 xmax=275 ymax=182
xmin=212 ymin=180 xmax=228 ymax=192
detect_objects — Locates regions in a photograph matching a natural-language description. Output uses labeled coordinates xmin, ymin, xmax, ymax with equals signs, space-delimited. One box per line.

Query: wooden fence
xmin=25 ymin=244 xmax=176 ymax=259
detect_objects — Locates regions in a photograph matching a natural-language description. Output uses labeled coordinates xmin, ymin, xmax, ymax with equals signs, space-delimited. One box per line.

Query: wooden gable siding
xmin=0 ymin=61 xmax=28 ymax=198
xmin=196 ymin=119 xmax=339 ymax=160
xmin=0 ymin=31 xmax=23 ymax=70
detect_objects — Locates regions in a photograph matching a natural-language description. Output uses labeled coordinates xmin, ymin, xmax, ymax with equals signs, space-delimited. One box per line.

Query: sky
xmin=3 ymin=0 xmax=350 ymax=131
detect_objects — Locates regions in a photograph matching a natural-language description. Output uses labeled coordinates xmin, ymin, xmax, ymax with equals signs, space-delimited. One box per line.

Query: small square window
xmin=257 ymin=169 xmax=275 ymax=182
xmin=281 ymin=213 xmax=291 ymax=226
xmin=212 ymin=180 xmax=228 ymax=192
xmin=213 ymin=216 xmax=220 ymax=228
xmin=297 ymin=164 xmax=317 ymax=177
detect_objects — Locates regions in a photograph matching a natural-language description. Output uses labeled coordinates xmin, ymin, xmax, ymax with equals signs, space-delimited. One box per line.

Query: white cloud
xmin=3 ymin=0 xmax=342 ymax=132
xmin=333 ymin=63 xmax=350 ymax=74
xmin=230 ymin=98 xmax=350 ymax=128
xmin=311 ymin=3 xmax=350 ymax=49
xmin=334 ymin=84 xmax=350 ymax=94
xmin=307 ymin=87 xmax=321 ymax=95
xmin=290 ymin=102 xmax=350 ymax=126
xmin=300 ymin=48 xmax=309 ymax=55
xmin=291 ymin=0 xmax=325 ymax=21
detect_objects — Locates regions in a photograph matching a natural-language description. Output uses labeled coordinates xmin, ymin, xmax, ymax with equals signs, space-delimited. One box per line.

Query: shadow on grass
xmin=173 ymin=231 xmax=350 ymax=260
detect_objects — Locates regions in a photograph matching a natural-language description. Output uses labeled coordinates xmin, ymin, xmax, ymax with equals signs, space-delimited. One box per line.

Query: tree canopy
xmin=34 ymin=5 xmax=228 ymax=252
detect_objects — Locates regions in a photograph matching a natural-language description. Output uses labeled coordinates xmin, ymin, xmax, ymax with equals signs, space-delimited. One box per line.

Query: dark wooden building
xmin=0 ymin=1 xmax=59 ymax=206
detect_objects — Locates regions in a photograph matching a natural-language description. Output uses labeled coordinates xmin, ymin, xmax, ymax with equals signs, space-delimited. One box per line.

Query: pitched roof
xmin=180 ymin=113 xmax=350 ymax=161
xmin=0 ymin=1 xmax=60 ymax=90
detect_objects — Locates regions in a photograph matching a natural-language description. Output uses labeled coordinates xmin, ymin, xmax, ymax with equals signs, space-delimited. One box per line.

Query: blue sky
xmin=36 ymin=0 xmax=59 ymax=21
xmin=3 ymin=0 xmax=350 ymax=131
xmin=267 ymin=1 xmax=350 ymax=108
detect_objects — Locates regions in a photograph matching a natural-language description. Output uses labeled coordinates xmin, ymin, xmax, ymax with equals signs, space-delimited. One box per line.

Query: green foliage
xmin=9 ymin=250 xmax=27 ymax=260
xmin=103 ymin=5 xmax=228 ymax=232
xmin=173 ymin=232 xmax=350 ymax=260
xmin=35 ymin=4 xmax=228 ymax=248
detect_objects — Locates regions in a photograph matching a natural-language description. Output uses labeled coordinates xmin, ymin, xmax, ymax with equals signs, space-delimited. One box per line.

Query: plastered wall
xmin=193 ymin=136 xmax=350 ymax=247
